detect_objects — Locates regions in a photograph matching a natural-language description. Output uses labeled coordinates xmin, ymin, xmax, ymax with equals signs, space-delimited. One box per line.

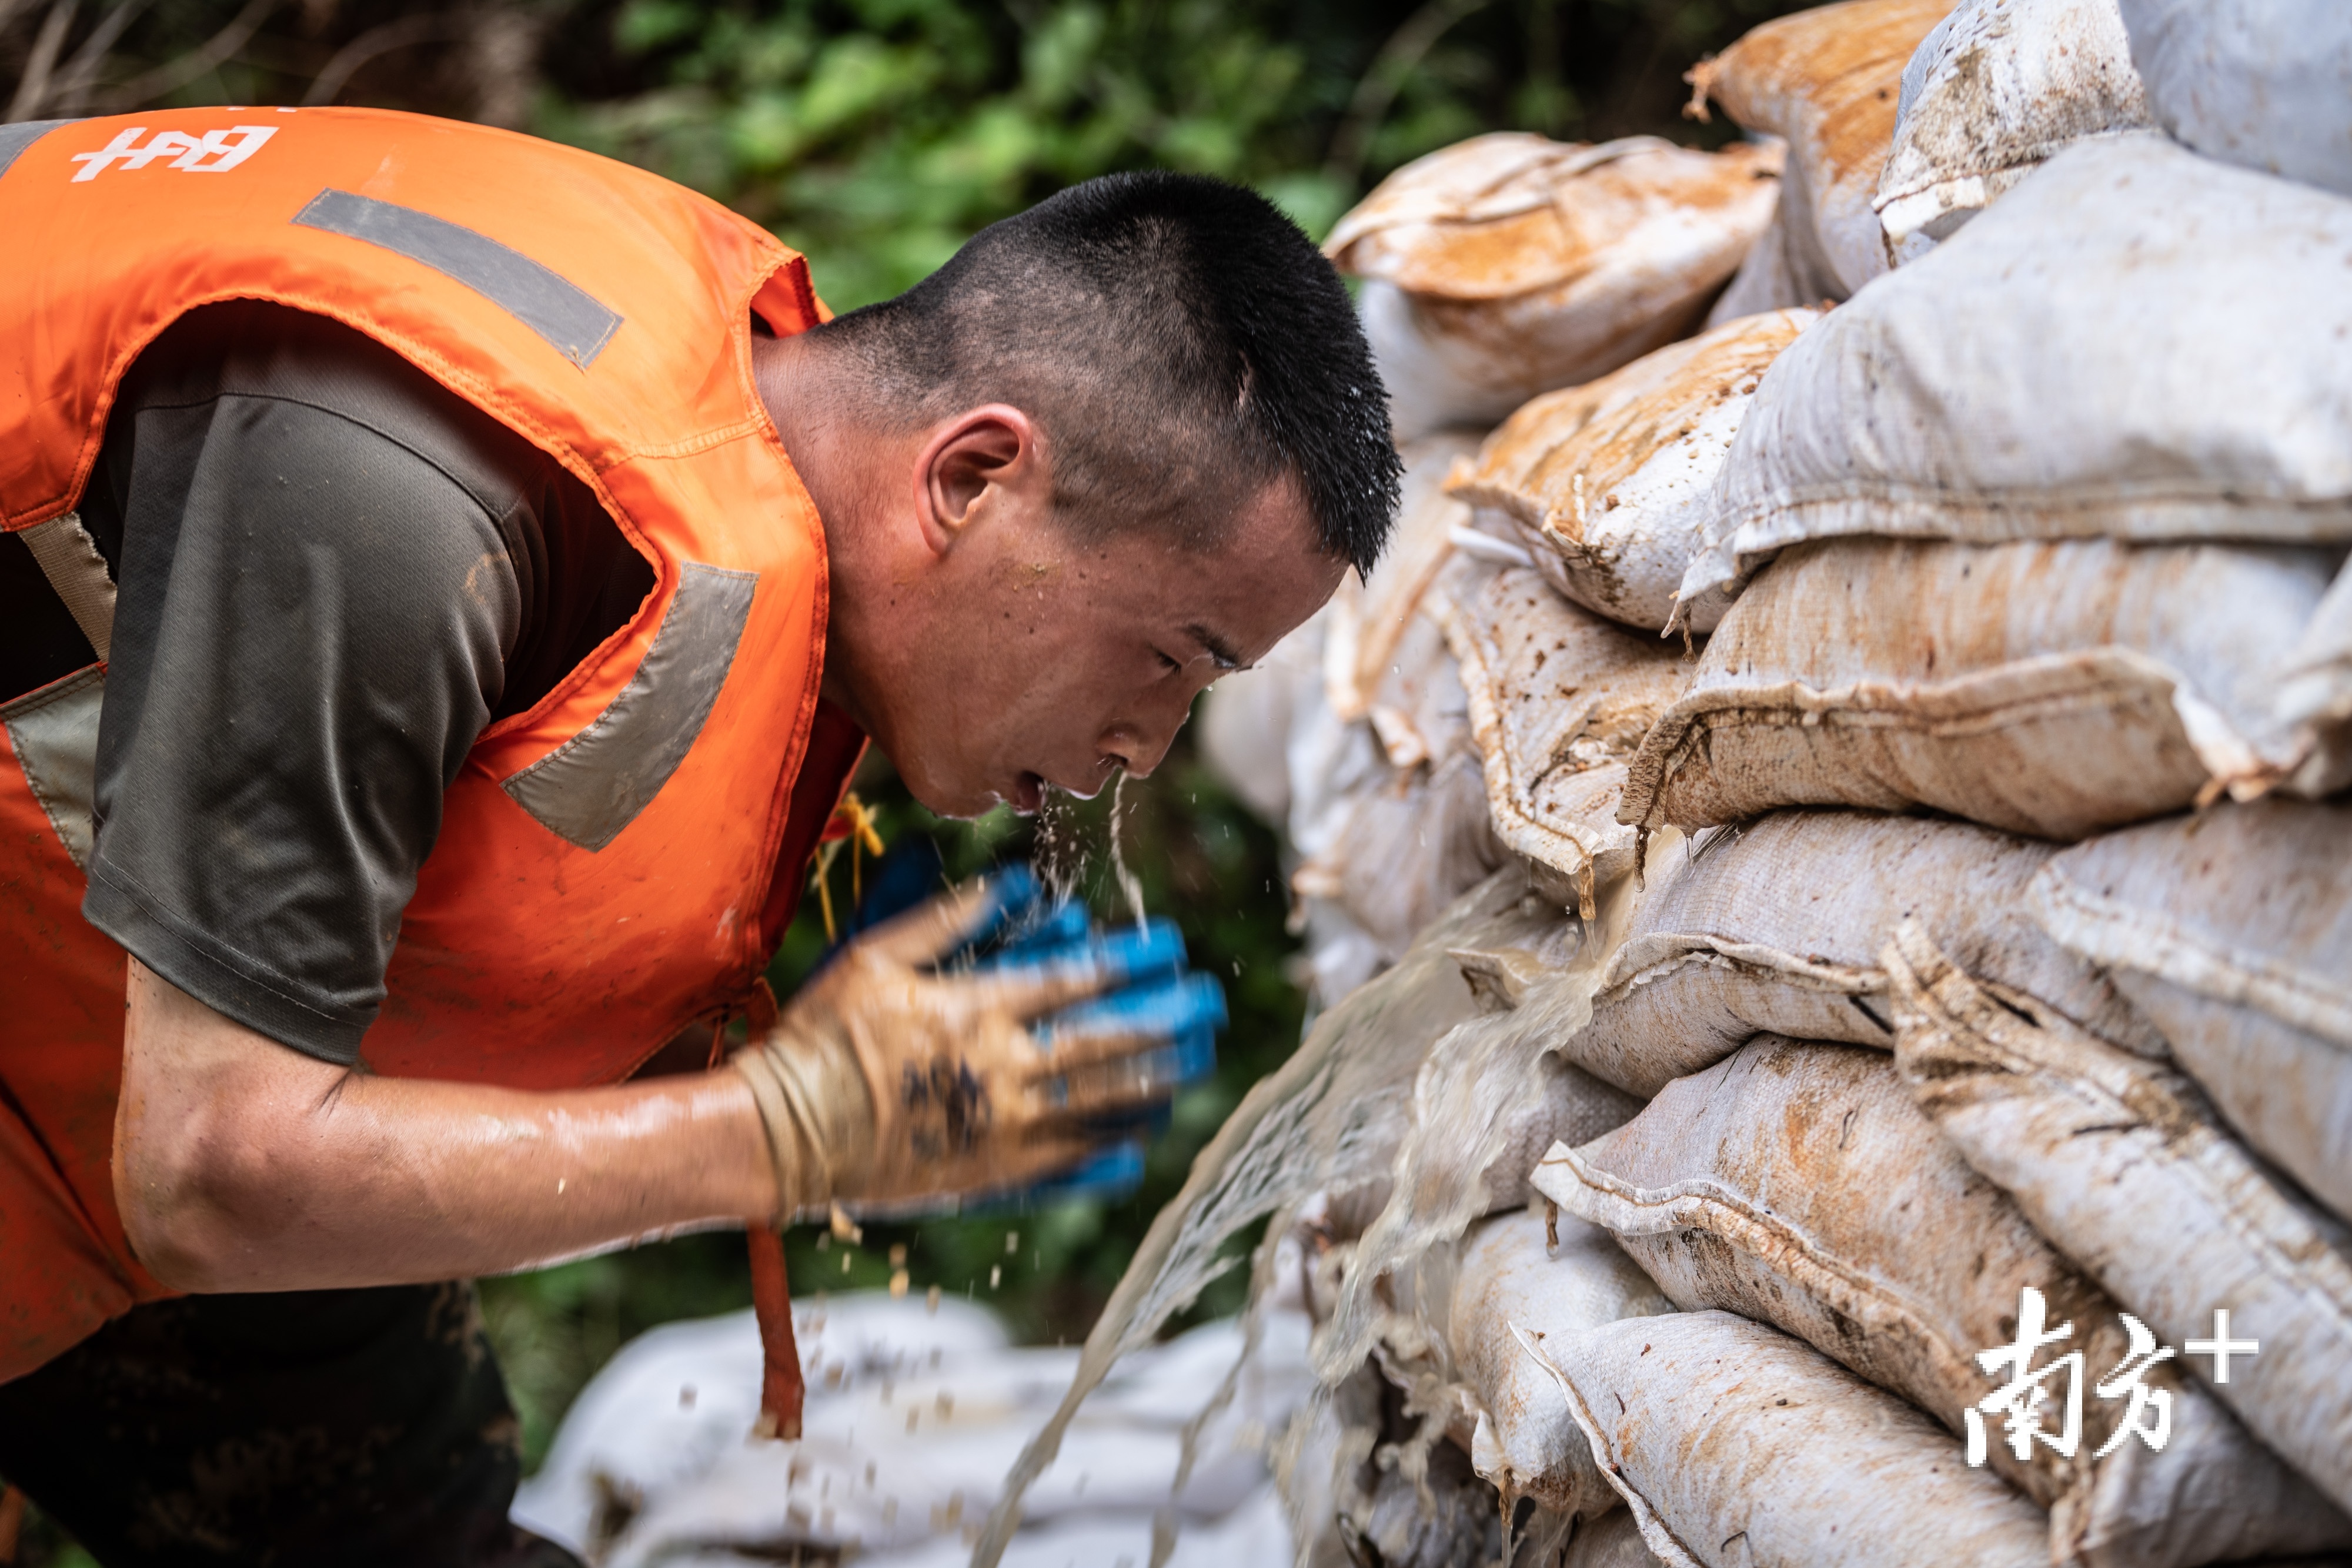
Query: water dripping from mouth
xmin=1023 ymin=774 xmax=1148 ymax=930
xmin=1107 ymin=771 xmax=1147 ymax=932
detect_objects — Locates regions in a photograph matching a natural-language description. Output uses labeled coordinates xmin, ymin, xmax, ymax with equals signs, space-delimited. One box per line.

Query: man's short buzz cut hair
xmin=815 ymin=171 xmax=1402 ymax=576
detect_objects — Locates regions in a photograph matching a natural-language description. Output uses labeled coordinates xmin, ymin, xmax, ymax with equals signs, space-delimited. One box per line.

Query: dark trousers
xmin=0 ymin=1283 xmax=583 ymax=1568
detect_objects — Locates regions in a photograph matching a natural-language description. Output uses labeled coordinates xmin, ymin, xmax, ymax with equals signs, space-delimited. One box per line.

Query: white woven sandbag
xmin=1889 ymin=922 xmax=2352 ymax=1514
xmin=1687 ymin=0 xmax=1956 ymax=303
xmin=1327 ymin=133 xmax=1783 ymax=437
xmin=1445 ymin=1206 xmax=1673 ymax=1520
xmin=1524 ymin=1309 xmax=2050 ymax=1568
xmin=1875 ymin=0 xmax=2151 ymax=247
xmin=1626 ymin=536 xmax=2349 ymax=842
xmin=2032 ymin=800 xmax=2352 ymax=1225
xmin=1323 ymin=432 xmax=1485 ymax=726
xmin=1537 ymin=1038 xmax=2352 ymax=1567
xmin=1437 ymin=567 xmax=1690 ymax=906
xmin=1448 ymin=310 xmax=1819 ymax=635
xmin=1561 ymin=809 xmax=2160 ymax=1098
xmin=1684 ymin=133 xmax=2352 ymax=606
xmin=2119 ymin=0 xmax=2352 ymax=199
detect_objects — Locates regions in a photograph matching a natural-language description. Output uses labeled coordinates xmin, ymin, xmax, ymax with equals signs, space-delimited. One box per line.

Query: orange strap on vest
xmin=0 ymin=107 xmax=854 ymax=1381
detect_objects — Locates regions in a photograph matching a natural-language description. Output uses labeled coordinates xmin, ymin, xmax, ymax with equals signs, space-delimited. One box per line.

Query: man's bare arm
xmin=115 ymin=959 xmax=780 ymax=1293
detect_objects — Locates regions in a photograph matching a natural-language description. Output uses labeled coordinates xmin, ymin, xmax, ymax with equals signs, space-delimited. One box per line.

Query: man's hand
xmin=731 ymin=877 xmax=1214 ymax=1218
xmin=115 ymin=960 xmax=778 ymax=1293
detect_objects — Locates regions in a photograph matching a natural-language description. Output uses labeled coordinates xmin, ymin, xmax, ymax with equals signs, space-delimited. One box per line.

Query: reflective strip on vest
xmin=1 ymin=666 xmax=103 ymax=871
xmin=293 ymin=189 xmax=626 ymax=368
xmin=503 ymin=561 xmax=759 ymax=851
xmin=0 ymin=120 xmax=74 ymax=181
xmin=19 ymin=511 xmax=116 ymax=661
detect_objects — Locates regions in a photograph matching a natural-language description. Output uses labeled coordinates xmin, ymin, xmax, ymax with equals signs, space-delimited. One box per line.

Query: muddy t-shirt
xmin=3 ymin=300 xmax=653 ymax=1064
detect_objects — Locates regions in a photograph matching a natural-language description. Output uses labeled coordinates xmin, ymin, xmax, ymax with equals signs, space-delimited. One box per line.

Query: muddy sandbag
xmin=1324 ymin=432 xmax=1485 ymax=726
xmin=1688 ymin=0 xmax=1956 ymax=303
xmin=1565 ymin=809 xmax=2159 ymax=1098
xmin=1874 ymin=0 xmax=2150 ymax=247
xmin=2032 ymin=800 xmax=2352 ymax=1225
xmin=1445 ymin=1207 xmax=1673 ymax=1522
xmin=1889 ymin=922 xmax=2352 ymax=1515
xmin=1438 ymin=567 xmax=1690 ymax=905
xmin=1448 ymin=310 xmax=1819 ymax=635
xmin=2119 ymin=0 xmax=2352 ymax=200
xmin=1626 ymin=536 xmax=2350 ymax=842
xmin=1526 ymin=1309 xmax=2050 ymax=1567
xmin=1326 ymin=133 xmax=1783 ymax=437
xmin=1685 ymin=132 xmax=2352 ymax=607
xmin=1539 ymin=1037 xmax=2352 ymax=1567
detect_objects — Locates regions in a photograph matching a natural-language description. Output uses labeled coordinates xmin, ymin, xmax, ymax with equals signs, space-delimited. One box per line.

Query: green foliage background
xmin=2 ymin=2 xmax=1814 ymax=1543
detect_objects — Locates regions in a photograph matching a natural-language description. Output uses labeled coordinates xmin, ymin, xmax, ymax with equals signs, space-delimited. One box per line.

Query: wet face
xmin=878 ymin=473 xmax=1342 ymax=818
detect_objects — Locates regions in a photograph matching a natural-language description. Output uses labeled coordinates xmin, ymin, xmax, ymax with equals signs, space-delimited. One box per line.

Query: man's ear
xmin=913 ymin=405 xmax=1042 ymax=557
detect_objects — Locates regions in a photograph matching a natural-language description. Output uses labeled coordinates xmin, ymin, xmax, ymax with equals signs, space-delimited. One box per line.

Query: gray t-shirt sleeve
xmin=80 ymin=309 xmax=537 ymax=1064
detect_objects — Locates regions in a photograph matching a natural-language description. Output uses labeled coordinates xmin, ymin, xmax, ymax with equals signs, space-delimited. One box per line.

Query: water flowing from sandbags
xmin=968 ymin=860 xmax=1634 ymax=1568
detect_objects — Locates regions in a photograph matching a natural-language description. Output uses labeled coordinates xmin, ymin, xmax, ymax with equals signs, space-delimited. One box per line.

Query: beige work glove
xmin=730 ymin=880 xmax=1175 ymax=1220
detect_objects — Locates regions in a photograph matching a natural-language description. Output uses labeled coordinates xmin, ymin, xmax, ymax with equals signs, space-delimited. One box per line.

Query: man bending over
xmin=0 ymin=107 xmax=1396 ymax=1566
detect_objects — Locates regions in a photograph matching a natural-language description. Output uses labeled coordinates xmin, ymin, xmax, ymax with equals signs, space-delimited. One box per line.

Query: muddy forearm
xmin=115 ymin=959 xmax=777 ymax=1293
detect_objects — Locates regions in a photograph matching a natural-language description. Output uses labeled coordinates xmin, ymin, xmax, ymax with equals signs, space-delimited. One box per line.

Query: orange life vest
xmin=0 ymin=107 xmax=861 ymax=1380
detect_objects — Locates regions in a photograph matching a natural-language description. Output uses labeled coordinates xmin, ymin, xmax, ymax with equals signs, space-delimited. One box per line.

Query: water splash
xmin=1024 ymin=773 xmax=1147 ymax=930
xmin=968 ymin=867 xmax=1560 ymax=1567
xmin=1107 ymin=771 xmax=1148 ymax=932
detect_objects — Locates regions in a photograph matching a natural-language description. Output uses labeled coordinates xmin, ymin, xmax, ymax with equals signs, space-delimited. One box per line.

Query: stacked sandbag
xmin=1325 ymin=133 xmax=1783 ymax=437
xmin=1631 ymin=132 xmax=2352 ymax=840
xmin=1553 ymin=809 xmax=2161 ymax=1097
xmin=2027 ymin=800 xmax=2352 ymax=1224
xmin=1536 ymin=1037 xmax=2351 ymax=1566
xmin=1448 ymin=308 xmax=1819 ymax=634
xmin=2118 ymin=0 xmax=2352 ymax=199
xmin=1689 ymin=0 xmax=1956 ymax=314
xmin=1873 ymin=0 xmax=2151 ymax=248
xmin=1680 ymin=133 xmax=2352 ymax=605
xmin=1887 ymin=922 xmax=2352 ymax=1518
xmin=1623 ymin=534 xmax=2347 ymax=840
xmin=1214 ymin=9 xmax=2351 ymax=1566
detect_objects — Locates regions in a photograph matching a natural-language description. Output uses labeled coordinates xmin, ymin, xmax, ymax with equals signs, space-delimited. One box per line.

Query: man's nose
xmin=1100 ymin=714 xmax=1180 ymax=780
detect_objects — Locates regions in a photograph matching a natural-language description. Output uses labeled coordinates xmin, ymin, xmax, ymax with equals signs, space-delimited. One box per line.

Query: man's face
xmin=873 ymin=477 xmax=1344 ymax=819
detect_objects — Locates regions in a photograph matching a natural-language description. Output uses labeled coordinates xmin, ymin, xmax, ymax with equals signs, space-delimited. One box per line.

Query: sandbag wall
xmin=1202 ymin=3 xmax=2352 ymax=1564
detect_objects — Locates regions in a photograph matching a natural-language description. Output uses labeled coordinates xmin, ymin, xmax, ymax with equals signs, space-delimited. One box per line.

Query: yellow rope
xmin=808 ymin=793 xmax=887 ymax=944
